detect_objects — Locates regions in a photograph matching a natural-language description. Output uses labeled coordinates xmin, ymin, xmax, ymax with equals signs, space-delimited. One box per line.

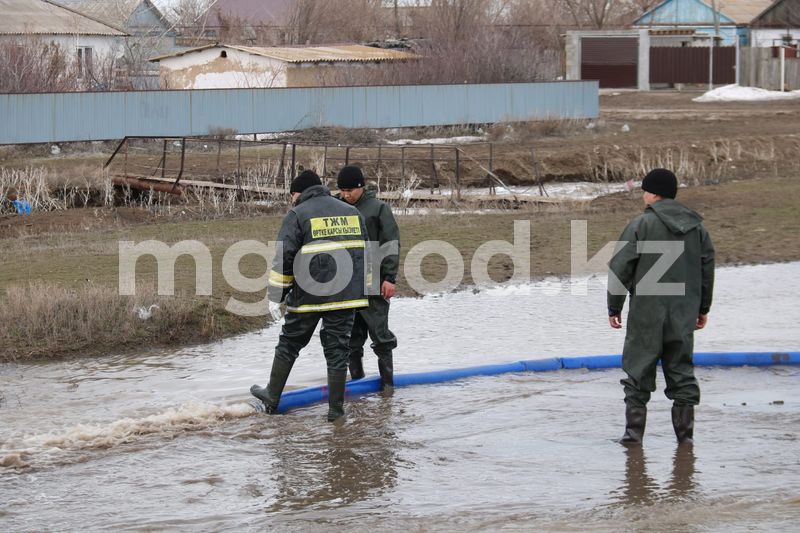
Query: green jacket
xmin=268 ymin=185 xmax=368 ymax=313
xmin=608 ymin=199 xmax=715 ymax=323
xmin=349 ymin=190 xmax=401 ymax=284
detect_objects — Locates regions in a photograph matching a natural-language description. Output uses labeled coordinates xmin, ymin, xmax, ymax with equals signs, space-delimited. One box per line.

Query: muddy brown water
xmin=1 ymin=263 xmax=798 ymax=531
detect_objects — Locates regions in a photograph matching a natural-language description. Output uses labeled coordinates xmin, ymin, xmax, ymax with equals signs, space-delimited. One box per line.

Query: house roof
xmin=0 ymin=0 xmax=127 ymax=35
xmin=205 ymin=0 xmax=293 ymax=27
xmin=636 ymin=0 xmax=776 ymax=26
xmin=151 ymin=43 xmax=418 ymax=63
xmin=53 ymin=0 xmax=170 ymax=30
xmin=717 ymin=0 xmax=776 ymax=24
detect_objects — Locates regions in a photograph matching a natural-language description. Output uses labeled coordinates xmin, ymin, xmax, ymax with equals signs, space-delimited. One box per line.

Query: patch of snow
xmin=385 ymin=135 xmax=486 ymax=145
xmin=50 ymin=145 xmax=60 ymax=155
xmin=693 ymin=84 xmax=800 ymax=102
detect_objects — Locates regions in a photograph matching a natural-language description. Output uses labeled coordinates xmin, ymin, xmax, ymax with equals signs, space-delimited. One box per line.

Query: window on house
xmin=77 ymin=46 xmax=93 ymax=79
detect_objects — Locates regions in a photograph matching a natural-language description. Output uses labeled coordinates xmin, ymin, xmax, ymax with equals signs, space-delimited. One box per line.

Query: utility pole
xmin=709 ymin=0 xmax=721 ymax=91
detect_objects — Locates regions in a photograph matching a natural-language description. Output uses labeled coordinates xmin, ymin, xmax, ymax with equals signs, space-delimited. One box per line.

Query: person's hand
xmin=696 ymin=313 xmax=708 ymax=330
xmin=269 ymin=301 xmax=284 ymax=322
xmin=381 ymin=280 xmax=396 ymax=300
xmin=609 ymin=314 xmax=622 ymax=329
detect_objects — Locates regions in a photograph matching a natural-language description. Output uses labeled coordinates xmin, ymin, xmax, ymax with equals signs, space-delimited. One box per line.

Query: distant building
xmin=54 ymin=0 xmax=180 ymax=88
xmin=749 ymin=0 xmax=800 ymax=47
xmin=632 ymin=0 xmax=776 ymax=46
xmin=0 ymin=0 xmax=127 ymax=85
xmin=150 ymin=43 xmax=418 ymax=89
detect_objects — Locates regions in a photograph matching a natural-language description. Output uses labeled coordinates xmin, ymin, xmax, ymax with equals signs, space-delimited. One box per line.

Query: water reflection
xmin=666 ymin=445 xmax=697 ymax=502
xmin=615 ymin=444 xmax=698 ymax=508
xmin=266 ymin=397 xmax=400 ymax=513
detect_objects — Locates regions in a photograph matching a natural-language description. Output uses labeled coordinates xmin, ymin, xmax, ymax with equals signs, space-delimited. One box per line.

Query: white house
xmin=749 ymin=0 xmax=800 ymax=47
xmin=0 ymin=0 xmax=127 ymax=82
xmin=150 ymin=43 xmax=418 ymax=89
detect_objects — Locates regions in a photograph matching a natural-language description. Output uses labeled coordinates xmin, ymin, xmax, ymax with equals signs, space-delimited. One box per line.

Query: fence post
xmin=236 ymin=139 xmax=242 ymax=192
xmin=454 ymin=146 xmax=461 ymax=202
xmin=377 ymin=144 xmax=382 ymax=176
xmin=430 ymin=144 xmax=438 ymax=191
xmin=290 ymin=143 xmax=296 ymax=186
xmin=401 ymin=146 xmax=406 ymax=189
xmin=161 ymin=139 xmax=167 ymax=179
xmin=323 ymin=145 xmax=328 ymax=177
xmin=278 ymin=142 xmax=287 ymax=186
xmin=345 ymin=146 xmax=351 ymax=165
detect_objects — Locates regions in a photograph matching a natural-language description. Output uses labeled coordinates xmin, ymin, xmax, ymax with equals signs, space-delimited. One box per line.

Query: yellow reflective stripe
xmin=300 ymin=240 xmax=365 ymax=254
xmin=269 ymin=270 xmax=294 ymax=288
xmin=286 ymin=299 xmax=369 ymax=313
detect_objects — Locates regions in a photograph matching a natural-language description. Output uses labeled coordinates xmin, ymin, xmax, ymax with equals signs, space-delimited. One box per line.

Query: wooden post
xmin=345 ymin=146 xmax=351 ymax=165
xmin=323 ymin=144 xmax=328 ymax=177
xmin=124 ymin=138 xmax=128 ymax=177
xmin=377 ymin=144 xmax=382 ymax=175
xmin=488 ymin=142 xmax=495 ymax=195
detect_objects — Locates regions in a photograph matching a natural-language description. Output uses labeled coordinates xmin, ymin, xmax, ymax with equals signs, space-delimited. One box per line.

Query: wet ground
xmin=1 ymin=262 xmax=799 ymax=530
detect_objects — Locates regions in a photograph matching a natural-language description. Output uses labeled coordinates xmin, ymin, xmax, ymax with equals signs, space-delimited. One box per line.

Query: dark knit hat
xmin=290 ymin=170 xmax=322 ymax=194
xmin=337 ymin=165 xmax=365 ymax=189
xmin=642 ymin=168 xmax=678 ymax=199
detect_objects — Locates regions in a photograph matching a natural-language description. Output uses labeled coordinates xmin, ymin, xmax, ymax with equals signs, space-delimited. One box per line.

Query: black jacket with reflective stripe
xmin=350 ymin=190 xmax=400 ymax=284
xmin=268 ymin=185 xmax=368 ymax=313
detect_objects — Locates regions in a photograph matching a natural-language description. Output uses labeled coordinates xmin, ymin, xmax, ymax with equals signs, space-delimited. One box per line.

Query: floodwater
xmin=1 ymin=262 xmax=799 ymax=531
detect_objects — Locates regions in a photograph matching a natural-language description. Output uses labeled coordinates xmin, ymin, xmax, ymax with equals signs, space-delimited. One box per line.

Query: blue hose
xmin=275 ymin=351 xmax=799 ymax=413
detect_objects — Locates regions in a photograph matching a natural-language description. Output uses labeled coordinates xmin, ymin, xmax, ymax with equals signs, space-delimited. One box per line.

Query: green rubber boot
xmin=250 ymin=357 xmax=294 ymax=414
xmin=620 ymin=405 xmax=647 ymax=445
xmin=327 ymin=368 xmax=347 ymax=422
xmin=377 ymin=351 xmax=394 ymax=389
xmin=672 ymin=405 xmax=695 ymax=444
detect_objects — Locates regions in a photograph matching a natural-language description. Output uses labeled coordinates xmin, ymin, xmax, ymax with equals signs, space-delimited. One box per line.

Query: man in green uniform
xmin=337 ymin=165 xmax=400 ymax=389
xmin=608 ymin=168 xmax=715 ymax=445
xmin=250 ymin=170 xmax=368 ymax=422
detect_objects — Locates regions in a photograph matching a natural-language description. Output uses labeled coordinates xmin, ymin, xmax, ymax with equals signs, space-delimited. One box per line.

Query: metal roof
xmin=151 ymin=43 xmax=418 ymax=63
xmin=53 ymin=0 xmax=170 ymax=29
xmin=0 ymin=0 xmax=127 ymax=35
xmin=715 ymin=0 xmax=775 ymax=24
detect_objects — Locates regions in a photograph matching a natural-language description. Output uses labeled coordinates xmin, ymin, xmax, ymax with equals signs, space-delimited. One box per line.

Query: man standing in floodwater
xmin=607 ymin=168 xmax=715 ymax=445
xmin=250 ymin=170 xmax=368 ymax=422
xmin=336 ymin=165 xmax=400 ymax=390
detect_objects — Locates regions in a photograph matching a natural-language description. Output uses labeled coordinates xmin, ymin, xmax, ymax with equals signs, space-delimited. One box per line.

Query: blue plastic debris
xmin=11 ymin=200 xmax=32 ymax=214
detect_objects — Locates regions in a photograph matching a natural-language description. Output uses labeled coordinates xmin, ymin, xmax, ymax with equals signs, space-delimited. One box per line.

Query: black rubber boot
xmin=620 ymin=405 xmax=647 ymax=445
xmin=672 ymin=405 xmax=694 ymax=444
xmin=348 ymin=351 xmax=365 ymax=381
xmin=377 ymin=352 xmax=394 ymax=389
xmin=327 ymin=368 xmax=347 ymax=422
xmin=250 ymin=358 xmax=294 ymax=414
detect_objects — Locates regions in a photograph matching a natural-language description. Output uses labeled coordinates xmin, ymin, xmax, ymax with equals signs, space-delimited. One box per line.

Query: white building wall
xmin=157 ymin=48 xmax=287 ymax=89
xmin=750 ymin=29 xmax=800 ymax=47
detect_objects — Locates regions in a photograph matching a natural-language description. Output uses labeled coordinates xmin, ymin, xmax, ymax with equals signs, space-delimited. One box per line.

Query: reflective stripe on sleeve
xmin=268 ymin=270 xmax=294 ymax=288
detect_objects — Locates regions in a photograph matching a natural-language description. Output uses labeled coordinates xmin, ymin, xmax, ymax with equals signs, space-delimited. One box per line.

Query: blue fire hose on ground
xmin=275 ymin=351 xmax=799 ymax=413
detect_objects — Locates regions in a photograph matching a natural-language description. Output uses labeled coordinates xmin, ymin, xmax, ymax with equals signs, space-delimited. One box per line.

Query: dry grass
xmin=0 ymin=282 xmax=220 ymax=362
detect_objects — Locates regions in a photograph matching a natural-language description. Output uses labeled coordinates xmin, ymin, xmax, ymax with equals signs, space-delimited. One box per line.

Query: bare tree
xmin=171 ymin=0 xmax=214 ymax=43
xmin=0 ymin=38 xmax=78 ymax=94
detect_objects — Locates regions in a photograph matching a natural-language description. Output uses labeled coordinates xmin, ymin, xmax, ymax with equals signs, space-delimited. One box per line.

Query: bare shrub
xmin=0 ymin=38 xmax=78 ymax=94
xmin=0 ymin=282 xmax=203 ymax=362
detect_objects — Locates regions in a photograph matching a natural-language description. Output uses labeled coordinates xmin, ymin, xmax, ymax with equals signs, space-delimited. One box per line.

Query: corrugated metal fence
xmin=0 ymin=82 xmax=598 ymax=145
xmin=650 ymin=46 xmax=736 ymax=85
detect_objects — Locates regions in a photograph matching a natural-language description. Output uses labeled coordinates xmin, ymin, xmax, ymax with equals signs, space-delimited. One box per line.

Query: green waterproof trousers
xmin=621 ymin=307 xmax=700 ymax=408
xmin=274 ymin=309 xmax=356 ymax=371
xmin=349 ymin=295 xmax=397 ymax=361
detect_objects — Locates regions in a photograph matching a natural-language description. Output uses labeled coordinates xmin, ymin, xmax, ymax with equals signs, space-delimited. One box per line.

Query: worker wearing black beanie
xmin=608 ymin=168 xmax=715 ymax=446
xmin=641 ymin=168 xmax=678 ymax=199
xmin=290 ymin=169 xmax=323 ymax=194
